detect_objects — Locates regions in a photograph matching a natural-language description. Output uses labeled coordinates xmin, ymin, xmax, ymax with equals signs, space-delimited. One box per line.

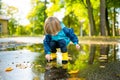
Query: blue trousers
xmin=49 ymin=39 xmax=67 ymax=53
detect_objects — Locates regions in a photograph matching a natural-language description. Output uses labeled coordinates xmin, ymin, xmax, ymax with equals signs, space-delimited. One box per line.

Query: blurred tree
xmin=86 ymin=0 xmax=96 ymax=36
xmin=46 ymin=0 xmax=100 ymax=36
xmin=63 ymin=12 xmax=80 ymax=35
xmin=63 ymin=0 xmax=82 ymax=35
xmin=24 ymin=24 xmax=33 ymax=35
xmin=8 ymin=18 xmax=18 ymax=35
xmin=100 ymin=0 xmax=106 ymax=36
xmin=107 ymin=0 xmax=120 ymax=36
xmin=44 ymin=0 xmax=47 ymax=21
xmin=15 ymin=25 xmax=24 ymax=35
xmin=27 ymin=0 xmax=46 ymax=35
xmin=46 ymin=0 xmax=62 ymax=16
xmin=27 ymin=0 xmax=120 ymax=36
xmin=2 ymin=5 xmax=18 ymax=35
xmin=0 ymin=0 xmax=2 ymax=14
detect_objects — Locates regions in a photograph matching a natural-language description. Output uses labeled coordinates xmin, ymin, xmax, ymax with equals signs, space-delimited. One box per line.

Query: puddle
xmin=0 ymin=41 xmax=120 ymax=80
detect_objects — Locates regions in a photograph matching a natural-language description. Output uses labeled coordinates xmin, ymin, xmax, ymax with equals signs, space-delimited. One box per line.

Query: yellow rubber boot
xmin=62 ymin=52 xmax=68 ymax=64
xmin=50 ymin=53 xmax=57 ymax=61
xmin=62 ymin=63 xmax=68 ymax=69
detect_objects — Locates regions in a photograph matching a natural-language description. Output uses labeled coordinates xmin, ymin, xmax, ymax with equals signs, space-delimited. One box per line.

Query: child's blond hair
xmin=44 ymin=17 xmax=61 ymax=35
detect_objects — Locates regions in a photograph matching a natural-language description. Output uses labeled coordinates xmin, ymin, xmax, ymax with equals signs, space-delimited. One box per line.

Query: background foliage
xmin=1 ymin=0 xmax=120 ymax=36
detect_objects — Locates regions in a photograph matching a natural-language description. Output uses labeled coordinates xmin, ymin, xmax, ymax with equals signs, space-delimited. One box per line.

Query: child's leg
xmin=58 ymin=39 xmax=68 ymax=64
xmin=46 ymin=41 xmax=57 ymax=68
xmin=49 ymin=41 xmax=57 ymax=61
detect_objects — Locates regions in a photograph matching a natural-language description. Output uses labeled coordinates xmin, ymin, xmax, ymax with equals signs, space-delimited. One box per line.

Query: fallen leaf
xmin=68 ymin=78 xmax=85 ymax=80
xmin=116 ymin=74 xmax=120 ymax=77
xmin=68 ymin=70 xmax=79 ymax=74
xmin=5 ymin=67 xmax=13 ymax=72
xmin=33 ymin=77 xmax=39 ymax=80
xmin=68 ymin=70 xmax=79 ymax=77
xmin=99 ymin=65 xmax=105 ymax=68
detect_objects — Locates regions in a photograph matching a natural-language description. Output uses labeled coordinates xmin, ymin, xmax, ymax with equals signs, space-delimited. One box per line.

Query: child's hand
xmin=76 ymin=44 xmax=80 ymax=50
xmin=45 ymin=54 xmax=51 ymax=62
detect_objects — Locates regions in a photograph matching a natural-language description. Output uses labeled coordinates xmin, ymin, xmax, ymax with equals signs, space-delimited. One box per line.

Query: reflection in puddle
xmin=0 ymin=42 xmax=120 ymax=80
xmin=117 ymin=44 xmax=120 ymax=60
xmin=44 ymin=66 xmax=69 ymax=80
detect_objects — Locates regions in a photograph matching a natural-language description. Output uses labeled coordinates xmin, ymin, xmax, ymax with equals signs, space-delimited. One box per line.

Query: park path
xmin=0 ymin=37 xmax=44 ymax=43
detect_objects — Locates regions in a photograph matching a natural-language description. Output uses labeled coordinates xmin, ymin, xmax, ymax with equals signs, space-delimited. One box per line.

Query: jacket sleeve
xmin=43 ymin=35 xmax=51 ymax=54
xmin=63 ymin=27 xmax=79 ymax=45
